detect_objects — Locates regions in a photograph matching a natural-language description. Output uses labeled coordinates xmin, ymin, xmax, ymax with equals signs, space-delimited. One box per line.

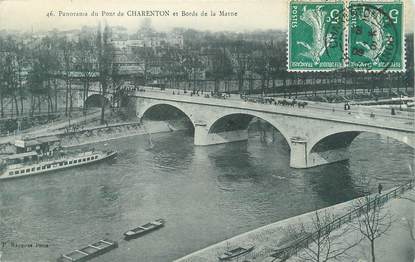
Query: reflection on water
xmin=306 ymin=163 xmax=359 ymax=204
xmin=0 ymin=131 xmax=413 ymax=262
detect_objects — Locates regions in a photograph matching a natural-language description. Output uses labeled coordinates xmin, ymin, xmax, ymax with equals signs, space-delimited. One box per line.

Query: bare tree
xmin=96 ymin=24 xmax=113 ymax=124
xmin=160 ymin=47 xmax=182 ymax=89
xmin=0 ymin=36 xmax=5 ymax=118
xmin=399 ymin=191 xmax=415 ymax=246
xmin=208 ymin=44 xmax=233 ymax=94
xmin=4 ymin=52 xmax=19 ymax=116
xmin=27 ymin=60 xmax=41 ymax=116
xmin=28 ymin=42 xmax=56 ymax=117
xmin=283 ymin=210 xmax=360 ymax=262
xmin=37 ymin=36 xmax=60 ymax=116
xmin=230 ymin=39 xmax=250 ymax=94
xmin=352 ymin=195 xmax=392 ymax=262
xmin=403 ymin=214 xmax=415 ymax=243
xmin=77 ymin=33 xmax=97 ymax=114
xmin=0 ymin=37 xmax=22 ymax=117
xmin=57 ymin=36 xmax=75 ymax=117
xmin=14 ymin=42 xmax=27 ymax=116
xmin=181 ymin=52 xmax=203 ymax=93
xmin=110 ymin=52 xmax=125 ymax=109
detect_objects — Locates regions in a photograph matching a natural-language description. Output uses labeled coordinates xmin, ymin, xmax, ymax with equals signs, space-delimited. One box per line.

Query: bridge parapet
xmin=133 ymin=89 xmax=414 ymax=169
xmin=133 ymin=90 xmax=414 ymax=132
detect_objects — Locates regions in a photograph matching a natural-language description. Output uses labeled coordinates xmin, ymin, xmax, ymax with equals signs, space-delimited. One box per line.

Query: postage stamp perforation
xmin=348 ymin=0 xmax=405 ymax=72
xmin=288 ymin=0 xmax=346 ymax=72
xmin=286 ymin=22 xmax=290 ymax=73
xmin=287 ymin=0 xmax=406 ymax=73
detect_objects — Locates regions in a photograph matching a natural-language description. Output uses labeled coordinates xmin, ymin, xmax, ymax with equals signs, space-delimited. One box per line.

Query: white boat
xmin=0 ymin=136 xmax=117 ymax=180
xmin=0 ymin=150 xmax=117 ymax=180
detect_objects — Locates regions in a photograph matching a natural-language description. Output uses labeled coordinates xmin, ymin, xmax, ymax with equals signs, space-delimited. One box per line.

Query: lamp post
xmin=399 ymin=94 xmax=403 ymax=111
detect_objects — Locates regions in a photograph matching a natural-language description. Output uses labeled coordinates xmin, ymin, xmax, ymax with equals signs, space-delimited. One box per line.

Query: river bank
xmin=0 ymin=119 xmax=189 ymax=154
xmin=174 ymin=186 xmax=411 ymax=262
xmin=60 ymin=120 xmax=186 ymax=148
xmin=287 ymin=188 xmax=415 ymax=262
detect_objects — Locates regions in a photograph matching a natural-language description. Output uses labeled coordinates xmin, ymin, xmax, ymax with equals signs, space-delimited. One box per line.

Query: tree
xmin=181 ymin=52 xmax=203 ymax=93
xmin=3 ymin=51 xmax=19 ymax=116
xmin=37 ymin=36 xmax=60 ymax=116
xmin=207 ymin=44 xmax=233 ymax=94
xmin=160 ymin=47 xmax=182 ymax=89
xmin=352 ymin=195 xmax=392 ymax=262
xmin=56 ymin=36 xmax=75 ymax=117
xmin=110 ymin=51 xmax=125 ymax=109
xmin=132 ymin=46 xmax=154 ymax=87
xmin=28 ymin=56 xmax=49 ymax=116
xmin=0 ymin=37 xmax=5 ymax=117
xmin=250 ymin=42 xmax=276 ymax=96
xmin=398 ymin=186 xmax=415 ymax=256
xmin=77 ymin=33 xmax=97 ymax=114
xmin=14 ymin=41 xmax=28 ymax=116
xmin=230 ymin=39 xmax=251 ymax=94
xmin=284 ymin=210 xmax=360 ymax=262
xmin=96 ymin=24 xmax=113 ymax=124
xmin=0 ymin=36 xmax=26 ymax=117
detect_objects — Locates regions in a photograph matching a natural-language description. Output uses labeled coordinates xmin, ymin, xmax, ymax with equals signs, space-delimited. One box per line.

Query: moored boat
xmin=218 ymin=245 xmax=255 ymax=261
xmin=123 ymin=219 xmax=165 ymax=240
xmin=0 ymin=136 xmax=117 ymax=180
xmin=57 ymin=239 xmax=118 ymax=262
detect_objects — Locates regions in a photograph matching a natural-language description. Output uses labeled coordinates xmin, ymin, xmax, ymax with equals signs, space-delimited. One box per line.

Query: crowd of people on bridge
xmin=141 ymin=86 xmax=411 ymax=121
xmin=135 ymin=86 xmax=413 ymax=123
xmin=241 ymin=95 xmax=308 ymax=108
xmin=169 ymin=87 xmax=311 ymax=109
xmin=139 ymin=87 xmax=401 ymax=119
xmin=172 ymin=89 xmax=233 ymax=100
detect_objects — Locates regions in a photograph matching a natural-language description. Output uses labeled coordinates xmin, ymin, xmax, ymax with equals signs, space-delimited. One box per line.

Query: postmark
xmin=348 ymin=1 xmax=404 ymax=72
xmin=288 ymin=1 xmax=345 ymax=71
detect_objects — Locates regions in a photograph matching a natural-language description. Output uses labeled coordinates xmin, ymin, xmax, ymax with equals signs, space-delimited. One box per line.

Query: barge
xmin=57 ymin=239 xmax=118 ymax=262
xmin=124 ymin=219 xmax=165 ymax=240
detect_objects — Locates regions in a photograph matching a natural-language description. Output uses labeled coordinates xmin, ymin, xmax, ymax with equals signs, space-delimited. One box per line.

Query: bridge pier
xmin=194 ymin=124 xmax=248 ymax=146
xmin=289 ymin=137 xmax=308 ymax=168
xmin=289 ymin=137 xmax=351 ymax=168
xmin=133 ymin=93 xmax=414 ymax=169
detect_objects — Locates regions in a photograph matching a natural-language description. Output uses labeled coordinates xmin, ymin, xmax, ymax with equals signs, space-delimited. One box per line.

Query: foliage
xmin=351 ymin=196 xmax=392 ymax=262
xmin=284 ymin=210 xmax=360 ymax=262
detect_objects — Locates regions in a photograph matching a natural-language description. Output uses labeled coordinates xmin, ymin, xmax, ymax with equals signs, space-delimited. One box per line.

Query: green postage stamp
xmin=348 ymin=1 xmax=404 ymax=71
xmin=289 ymin=1 xmax=345 ymax=71
xmin=288 ymin=0 xmax=404 ymax=72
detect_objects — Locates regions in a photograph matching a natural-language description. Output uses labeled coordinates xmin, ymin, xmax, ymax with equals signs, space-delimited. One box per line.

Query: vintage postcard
xmin=0 ymin=0 xmax=413 ymax=262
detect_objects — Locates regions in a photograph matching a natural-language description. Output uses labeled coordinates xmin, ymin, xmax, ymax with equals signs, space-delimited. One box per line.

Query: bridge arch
xmin=85 ymin=94 xmax=110 ymax=108
xmin=139 ymin=101 xmax=196 ymax=130
xmin=134 ymin=92 xmax=414 ymax=168
xmin=207 ymin=112 xmax=292 ymax=149
xmin=308 ymin=127 xmax=414 ymax=155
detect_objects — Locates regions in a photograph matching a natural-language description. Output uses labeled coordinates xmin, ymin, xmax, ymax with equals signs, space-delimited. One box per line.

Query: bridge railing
xmin=304 ymin=103 xmax=414 ymax=123
xmin=309 ymin=105 xmax=414 ymax=127
xmin=269 ymin=179 xmax=414 ymax=260
xmin=134 ymin=88 xmax=415 ymax=127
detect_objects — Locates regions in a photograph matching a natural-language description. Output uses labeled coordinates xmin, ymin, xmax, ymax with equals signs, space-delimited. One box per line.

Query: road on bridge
xmin=133 ymin=87 xmax=414 ymax=133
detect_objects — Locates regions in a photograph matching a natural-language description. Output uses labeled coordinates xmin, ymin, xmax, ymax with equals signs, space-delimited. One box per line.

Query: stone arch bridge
xmin=132 ymin=89 xmax=414 ymax=169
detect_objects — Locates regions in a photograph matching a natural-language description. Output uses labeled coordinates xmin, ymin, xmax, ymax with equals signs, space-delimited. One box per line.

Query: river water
xmin=0 ymin=130 xmax=413 ymax=262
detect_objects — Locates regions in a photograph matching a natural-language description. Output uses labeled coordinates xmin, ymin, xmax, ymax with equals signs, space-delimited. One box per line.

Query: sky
xmin=0 ymin=0 xmax=413 ymax=33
